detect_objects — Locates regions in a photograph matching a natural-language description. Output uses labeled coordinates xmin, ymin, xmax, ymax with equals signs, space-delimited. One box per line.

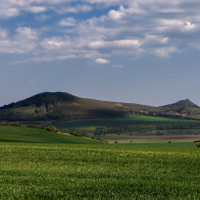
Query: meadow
xmin=0 ymin=125 xmax=102 ymax=144
xmin=0 ymin=143 xmax=200 ymax=199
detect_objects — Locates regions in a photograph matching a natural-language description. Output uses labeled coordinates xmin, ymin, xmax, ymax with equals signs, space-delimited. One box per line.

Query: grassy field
xmin=53 ymin=115 xmax=198 ymax=133
xmin=0 ymin=126 xmax=102 ymax=144
xmin=0 ymin=143 xmax=200 ymax=199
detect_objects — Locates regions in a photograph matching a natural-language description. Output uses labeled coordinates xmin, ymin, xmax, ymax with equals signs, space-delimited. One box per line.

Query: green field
xmin=0 ymin=126 xmax=102 ymax=144
xmin=0 ymin=143 xmax=200 ymax=199
xmin=53 ymin=115 xmax=198 ymax=133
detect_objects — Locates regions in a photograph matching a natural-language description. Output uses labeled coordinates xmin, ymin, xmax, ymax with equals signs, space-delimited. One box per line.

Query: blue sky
xmin=1 ymin=0 xmax=200 ymax=107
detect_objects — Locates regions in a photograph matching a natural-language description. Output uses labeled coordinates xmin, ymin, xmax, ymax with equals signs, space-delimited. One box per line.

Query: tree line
xmin=101 ymin=123 xmax=200 ymax=134
xmin=102 ymin=125 xmax=156 ymax=134
xmin=74 ymin=127 xmax=96 ymax=134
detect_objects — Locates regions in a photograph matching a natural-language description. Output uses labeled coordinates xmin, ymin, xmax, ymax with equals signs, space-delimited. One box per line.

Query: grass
xmin=53 ymin=115 xmax=198 ymax=133
xmin=0 ymin=126 xmax=103 ymax=144
xmin=0 ymin=143 xmax=200 ymax=199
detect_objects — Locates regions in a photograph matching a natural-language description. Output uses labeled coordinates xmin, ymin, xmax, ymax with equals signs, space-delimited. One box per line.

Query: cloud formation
xmin=1 ymin=0 xmax=200 ymax=64
xmin=95 ymin=58 xmax=110 ymax=64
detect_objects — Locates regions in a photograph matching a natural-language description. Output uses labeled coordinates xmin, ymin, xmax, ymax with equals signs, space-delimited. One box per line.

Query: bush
xmin=10 ymin=123 xmax=23 ymax=127
xmin=196 ymin=142 xmax=200 ymax=148
xmin=0 ymin=122 xmax=23 ymax=127
xmin=114 ymin=141 xmax=118 ymax=144
xmin=27 ymin=125 xmax=44 ymax=129
xmin=69 ymin=132 xmax=83 ymax=137
xmin=46 ymin=126 xmax=59 ymax=132
xmin=0 ymin=122 xmax=9 ymax=126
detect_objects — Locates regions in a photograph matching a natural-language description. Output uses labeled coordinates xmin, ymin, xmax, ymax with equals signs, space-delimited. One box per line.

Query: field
xmin=1 ymin=124 xmax=200 ymax=198
xmin=94 ymin=133 xmax=200 ymax=146
xmin=0 ymin=126 xmax=102 ymax=144
xmin=53 ymin=115 xmax=198 ymax=133
xmin=0 ymin=142 xmax=200 ymax=199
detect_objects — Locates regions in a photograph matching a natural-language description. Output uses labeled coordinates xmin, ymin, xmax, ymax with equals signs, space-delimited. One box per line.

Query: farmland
xmin=0 ymin=124 xmax=200 ymax=198
xmin=0 ymin=125 xmax=102 ymax=144
xmin=53 ymin=115 xmax=199 ymax=133
xmin=0 ymin=142 xmax=200 ymax=199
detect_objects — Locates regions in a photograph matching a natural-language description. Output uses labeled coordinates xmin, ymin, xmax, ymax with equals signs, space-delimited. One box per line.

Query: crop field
xmin=53 ymin=115 xmax=198 ymax=133
xmin=0 ymin=126 xmax=102 ymax=144
xmin=94 ymin=132 xmax=200 ymax=147
xmin=0 ymin=143 xmax=200 ymax=199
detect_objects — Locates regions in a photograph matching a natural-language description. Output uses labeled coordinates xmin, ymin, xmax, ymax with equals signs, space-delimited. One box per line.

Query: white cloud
xmin=155 ymin=47 xmax=178 ymax=58
xmin=10 ymin=54 xmax=77 ymax=65
xmin=89 ymin=40 xmax=141 ymax=49
xmin=15 ymin=27 xmax=39 ymax=40
xmin=0 ymin=30 xmax=7 ymax=38
xmin=183 ymin=21 xmax=197 ymax=31
xmin=59 ymin=17 xmax=76 ymax=27
xmin=1 ymin=0 xmax=200 ymax=63
xmin=96 ymin=58 xmax=110 ymax=64
xmin=0 ymin=8 xmax=19 ymax=18
xmin=57 ymin=5 xmax=93 ymax=14
xmin=47 ymin=41 xmax=64 ymax=47
xmin=27 ymin=6 xmax=46 ymax=13
xmin=0 ymin=27 xmax=40 ymax=54
xmin=108 ymin=9 xmax=125 ymax=20
xmin=0 ymin=1 xmax=93 ymax=19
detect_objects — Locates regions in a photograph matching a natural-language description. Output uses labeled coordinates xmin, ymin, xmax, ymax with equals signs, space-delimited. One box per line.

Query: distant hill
xmin=0 ymin=92 xmax=131 ymax=121
xmin=0 ymin=92 xmax=200 ymax=122
xmin=162 ymin=99 xmax=199 ymax=109
xmin=0 ymin=92 xmax=78 ymax=110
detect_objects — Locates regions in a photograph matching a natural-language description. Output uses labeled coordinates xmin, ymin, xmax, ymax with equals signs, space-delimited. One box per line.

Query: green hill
xmin=0 ymin=92 xmax=129 ymax=121
xmin=0 ymin=92 xmax=200 ymax=122
xmin=0 ymin=125 xmax=103 ymax=144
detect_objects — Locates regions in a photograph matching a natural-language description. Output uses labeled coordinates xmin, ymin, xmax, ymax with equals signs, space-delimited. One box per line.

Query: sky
xmin=0 ymin=0 xmax=200 ymax=107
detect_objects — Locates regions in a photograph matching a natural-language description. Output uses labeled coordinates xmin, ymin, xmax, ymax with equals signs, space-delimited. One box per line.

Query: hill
xmin=0 ymin=92 xmax=130 ymax=121
xmin=0 ymin=92 xmax=200 ymax=122
xmin=162 ymin=99 xmax=199 ymax=109
xmin=0 ymin=92 xmax=78 ymax=110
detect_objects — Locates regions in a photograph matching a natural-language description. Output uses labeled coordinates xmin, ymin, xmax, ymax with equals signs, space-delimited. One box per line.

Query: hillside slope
xmin=0 ymin=92 xmax=200 ymax=121
xmin=162 ymin=99 xmax=199 ymax=109
xmin=0 ymin=92 xmax=130 ymax=121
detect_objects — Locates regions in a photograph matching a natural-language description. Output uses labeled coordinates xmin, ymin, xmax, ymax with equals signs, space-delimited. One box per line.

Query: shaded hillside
xmin=0 ymin=92 xmax=78 ymax=109
xmin=0 ymin=92 xmax=200 ymax=122
xmin=161 ymin=99 xmax=200 ymax=119
xmin=0 ymin=92 xmax=129 ymax=121
xmin=162 ymin=99 xmax=199 ymax=109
